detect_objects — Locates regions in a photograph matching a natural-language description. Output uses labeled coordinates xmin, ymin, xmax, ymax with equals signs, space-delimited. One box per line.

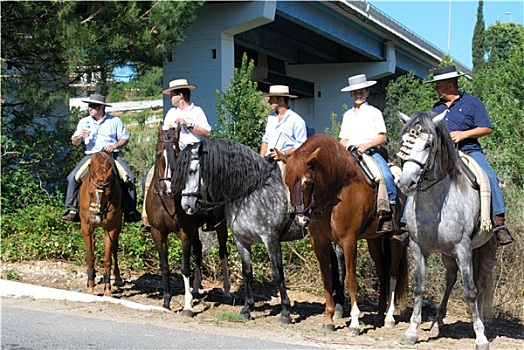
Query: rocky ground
xmin=2 ymin=260 xmax=523 ymax=349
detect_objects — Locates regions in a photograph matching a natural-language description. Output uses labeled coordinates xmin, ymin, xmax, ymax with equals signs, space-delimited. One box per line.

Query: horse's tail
xmin=472 ymin=235 xmax=497 ymax=320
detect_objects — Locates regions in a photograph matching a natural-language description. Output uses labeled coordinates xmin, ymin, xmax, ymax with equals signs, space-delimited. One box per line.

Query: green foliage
xmin=324 ymin=106 xmax=347 ymax=138
xmin=472 ymin=0 xmax=485 ymax=72
xmin=215 ymin=53 xmax=270 ymax=151
xmin=215 ymin=312 xmax=246 ymax=323
xmin=383 ymin=72 xmax=434 ymax=155
xmin=484 ymin=22 xmax=524 ymax=65
xmin=108 ymin=67 xmax=163 ymax=102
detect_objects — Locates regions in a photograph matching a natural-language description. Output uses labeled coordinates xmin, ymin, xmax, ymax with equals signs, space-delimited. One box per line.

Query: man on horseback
xmin=62 ymin=94 xmax=141 ymax=223
xmin=427 ymin=65 xmax=513 ymax=246
xmin=259 ymin=85 xmax=307 ymax=161
xmin=339 ymin=74 xmax=397 ymax=233
xmin=140 ymin=79 xmax=211 ymax=232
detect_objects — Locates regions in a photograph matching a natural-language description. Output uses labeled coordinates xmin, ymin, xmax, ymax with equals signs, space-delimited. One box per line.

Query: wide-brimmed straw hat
xmin=340 ymin=74 xmax=377 ymax=92
xmin=425 ymin=65 xmax=465 ymax=83
xmin=81 ymin=94 xmax=112 ymax=107
xmin=263 ymin=85 xmax=298 ymax=98
xmin=162 ymin=78 xmax=197 ymax=94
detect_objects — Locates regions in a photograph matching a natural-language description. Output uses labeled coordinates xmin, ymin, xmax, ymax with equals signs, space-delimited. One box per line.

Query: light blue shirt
xmin=74 ymin=113 xmax=129 ymax=154
xmin=261 ymin=109 xmax=307 ymax=156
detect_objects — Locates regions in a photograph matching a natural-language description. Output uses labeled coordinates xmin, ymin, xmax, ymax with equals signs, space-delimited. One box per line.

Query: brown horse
xmin=282 ymin=133 xmax=408 ymax=334
xmin=79 ymin=151 xmax=123 ymax=296
xmin=146 ymin=123 xmax=229 ymax=316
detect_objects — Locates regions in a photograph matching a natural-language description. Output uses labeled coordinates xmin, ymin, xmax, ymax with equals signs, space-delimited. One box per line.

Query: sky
xmin=367 ymin=0 xmax=524 ymax=70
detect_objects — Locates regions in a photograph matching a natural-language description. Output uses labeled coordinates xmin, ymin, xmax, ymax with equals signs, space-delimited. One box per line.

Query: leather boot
xmin=494 ymin=215 xmax=514 ymax=246
xmin=377 ymin=207 xmax=394 ymax=234
xmin=391 ymin=223 xmax=409 ymax=245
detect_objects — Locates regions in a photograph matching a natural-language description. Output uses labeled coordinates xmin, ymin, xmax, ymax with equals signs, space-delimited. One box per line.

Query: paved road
xmin=1 ymin=280 xmax=325 ymax=350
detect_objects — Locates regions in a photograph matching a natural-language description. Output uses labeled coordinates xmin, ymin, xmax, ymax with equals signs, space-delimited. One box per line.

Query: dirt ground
xmin=2 ymin=260 xmax=523 ymax=349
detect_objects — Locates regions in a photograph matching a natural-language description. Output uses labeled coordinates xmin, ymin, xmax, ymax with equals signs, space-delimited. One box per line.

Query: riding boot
xmin=377 ymin=207 xmax=394 ymax=234
xmin=494 ymin=214 xmax=514 ymax=246
xmin=391 ymin=222 xmax=409 ymax=245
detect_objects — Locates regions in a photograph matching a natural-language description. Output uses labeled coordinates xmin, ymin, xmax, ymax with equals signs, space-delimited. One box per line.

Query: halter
xmin=397 ymin=124 xmax=446 ymax=192
xmin=88 ymin=164 xmax=116 ymax=219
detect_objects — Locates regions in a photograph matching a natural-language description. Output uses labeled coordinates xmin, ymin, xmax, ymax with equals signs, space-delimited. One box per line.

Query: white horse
xmin=397 ymin=111 xmax=497 ymax=350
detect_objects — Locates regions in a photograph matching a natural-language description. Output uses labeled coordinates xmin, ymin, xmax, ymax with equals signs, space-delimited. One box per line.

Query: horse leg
xmin=102 ymin=229 xmax=116 ymax=297
xmin=216 ymin=219 xmax=231 ymax=299
xmin=150 ymin=228 xmax=172 ymax=310
xmin=401 ymin=242 xmax=426 ymax=346
xmin=265 ymin=237 xmax=291 ymax=324
xmin=311 ymin=236 xmax=336 ymax=332
xmin=235 ymin=240 xmax=254 ymax=320
xmin=179 ymin=231 xmax=194 ymax=317
xmin=456 ymin=248 xmax=489 ymax=350
xmin=384 ymin=239 xmax=408 ymax=329
xmin=342 ymin=240 xmax=361 ymax=336
xmin=367 ymin=237 xmax=388 ymax=327
xmin=330 ymin=244 xmax=346 ymax=321
xmin=81 ymin=223 xmax=96 ymax=294
xmin=112 ymin=221 xmax=123 ymax=287
xmin=433 ymin=254 xmax=458 ymax=331
xmin=192 ymin=236 xmax=203 ymax=294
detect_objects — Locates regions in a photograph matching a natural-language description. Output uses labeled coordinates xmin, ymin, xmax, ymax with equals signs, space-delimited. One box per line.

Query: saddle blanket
xmin=74 ymin=157 xmax=130 ymax=184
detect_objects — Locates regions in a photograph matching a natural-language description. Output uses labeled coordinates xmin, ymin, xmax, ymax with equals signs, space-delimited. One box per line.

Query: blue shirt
xmin=74 ymin=113 xmax=129 ymax=154
xmin=433 ymin=91 xmax=492 ymax=153
xmin=261 ymin=109 xmax=307 ymax=155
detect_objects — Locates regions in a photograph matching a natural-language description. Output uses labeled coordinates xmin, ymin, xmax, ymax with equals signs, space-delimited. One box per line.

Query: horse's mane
xmin=401 ymin=110 xmax=463 ymax=184
xmin=286 ymin=134 xmax=358 ymax=192
xmin=173 ymin=138 xmax=275 ymax=201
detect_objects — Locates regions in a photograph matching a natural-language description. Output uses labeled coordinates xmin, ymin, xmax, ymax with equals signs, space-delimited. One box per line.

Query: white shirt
xmin=338 ymin=103 xmax=386 ymax=146
xmin=163 ymin=103 xmax=211 ymax=149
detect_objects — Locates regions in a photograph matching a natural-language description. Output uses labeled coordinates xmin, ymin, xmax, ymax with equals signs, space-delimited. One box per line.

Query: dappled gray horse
xmin=397 ymin=111 xmax=497 ymax=350
xmin=172 ymin=138 xmax=293 ymax=324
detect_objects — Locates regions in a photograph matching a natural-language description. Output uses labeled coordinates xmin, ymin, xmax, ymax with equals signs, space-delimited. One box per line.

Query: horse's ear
xmin=432 ymin=110 xmax=446 ymax=124
xmin=275 ymin=149 xmax=289 ymax=163
xmin=397 ymin=111 xmax=411 ymax=124
xmin=158 ymin=122 xmax=163 ymax=133
xmin=306 ymin=148 xmax=321 ymax=166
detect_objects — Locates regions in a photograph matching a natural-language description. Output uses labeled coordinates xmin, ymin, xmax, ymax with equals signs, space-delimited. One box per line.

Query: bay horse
xmin=79 ymin=151 xmax=123 ymax=296
xmin=173 ymin=138 xmax=300 ymax=324
xmin=282 ymin=133 xmax=408 ymax=335
xmin=397 ymin=111 xmax=497 ymax=350
xmin=145 ymin=123 xmax=230 ymax=316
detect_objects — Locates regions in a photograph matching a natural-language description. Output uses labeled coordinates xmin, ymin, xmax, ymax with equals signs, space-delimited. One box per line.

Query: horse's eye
xmin=189 ymin=170 xmax=196 ymax=176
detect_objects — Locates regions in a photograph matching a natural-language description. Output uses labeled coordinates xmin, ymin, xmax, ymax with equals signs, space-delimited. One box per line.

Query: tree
xmin=214 ymin=53 xmax=270 ymax=151
xmin=484 ymin=21 xmax=524 ymax=65
xmin=1 ymin=1 xmax=203 ymax=213
xmin=472 ymin=0 xmax=485 ymax=72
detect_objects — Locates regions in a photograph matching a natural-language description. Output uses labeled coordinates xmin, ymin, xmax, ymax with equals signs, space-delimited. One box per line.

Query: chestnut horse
xmin=283 ymin=134 xmax=408 ymax=334
xmin=79 ymin=151 xmax=123 ymax=296
xmin=145 ymin=123 xmax=229 ymax=316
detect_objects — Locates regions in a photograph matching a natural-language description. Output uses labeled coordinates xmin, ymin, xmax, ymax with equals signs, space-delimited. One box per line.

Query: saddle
xmin=458 ymin=151 xmax=492 ymax=231
xmin=347 ymin=146 xmax=390 ymax=213
xmin=74 ymin=154 xmax=130 ymax=183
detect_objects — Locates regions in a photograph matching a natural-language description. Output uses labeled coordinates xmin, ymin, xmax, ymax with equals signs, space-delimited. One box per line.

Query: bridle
xmin=397 ymin=124 xmax=446 ymax=193
xmin=88 ymin=163 xmax=116 ymax=219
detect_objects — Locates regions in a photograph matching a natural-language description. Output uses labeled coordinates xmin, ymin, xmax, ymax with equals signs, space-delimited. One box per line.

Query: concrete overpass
xmin=164 ymin=0 xmax=470 ymax=134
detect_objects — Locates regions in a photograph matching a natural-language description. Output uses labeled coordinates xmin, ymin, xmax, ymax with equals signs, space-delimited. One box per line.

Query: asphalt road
xmin=1 ymin=280 xmax=325 ymax=350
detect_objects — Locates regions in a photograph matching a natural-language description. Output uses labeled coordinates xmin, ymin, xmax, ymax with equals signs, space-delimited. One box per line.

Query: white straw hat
xmin=263 ymin=85 xmax=298 ymax=98
xmin=162 ymin=78 xmax=197 ymax=94
xmin=340 ymin=74 xmax=377 ymax=92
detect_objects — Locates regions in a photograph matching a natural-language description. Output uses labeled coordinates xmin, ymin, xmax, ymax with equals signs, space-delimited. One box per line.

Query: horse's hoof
xmin=241 ymin=312 xmax=252 ymax=320
xmin=400 ymin=334 xmax=417 ymax=345
xmin=347 ymin=327 xmax=359 ymax=336
xmin=180 ymin=309 xmax=194 ymax=318
xmin=384 ymin=319 xmax=396 ymax=329
xmin=279 ymin=314 xmax=291 ymax=324
xmin=113 ymin=277 xmax=124 ymax=287
xmin=321 ymin=324 xmax=335 ymax=332
xmin=475 ymin=342 xmax=490 ymax=350
xmin=333 ymin=310 xmax=343 ymax=321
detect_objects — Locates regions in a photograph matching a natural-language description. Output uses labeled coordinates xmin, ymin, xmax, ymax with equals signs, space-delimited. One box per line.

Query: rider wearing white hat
xmin=339 ymin=74 xmax=397 ymax=233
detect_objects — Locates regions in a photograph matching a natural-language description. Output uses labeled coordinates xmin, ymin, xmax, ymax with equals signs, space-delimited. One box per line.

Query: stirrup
xmin=494 ymin=225 xmax=513 ymax=246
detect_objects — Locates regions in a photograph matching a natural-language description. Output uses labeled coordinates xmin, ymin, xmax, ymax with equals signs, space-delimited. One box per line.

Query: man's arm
xmin=450 ymin=127 xmax=492 ymax=143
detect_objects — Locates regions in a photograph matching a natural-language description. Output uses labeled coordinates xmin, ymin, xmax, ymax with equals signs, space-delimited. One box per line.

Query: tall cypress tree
xmin=472 ymin=0 xmax=485 ymax=72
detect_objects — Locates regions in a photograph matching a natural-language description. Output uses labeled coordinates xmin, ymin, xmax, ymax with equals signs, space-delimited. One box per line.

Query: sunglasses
xmin=88 ymin=104 xmax=102 ymax=109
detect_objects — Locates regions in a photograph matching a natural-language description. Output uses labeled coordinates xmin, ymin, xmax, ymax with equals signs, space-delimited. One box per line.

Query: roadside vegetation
xmin=2 ymin=2 xmax=522 ymax=323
